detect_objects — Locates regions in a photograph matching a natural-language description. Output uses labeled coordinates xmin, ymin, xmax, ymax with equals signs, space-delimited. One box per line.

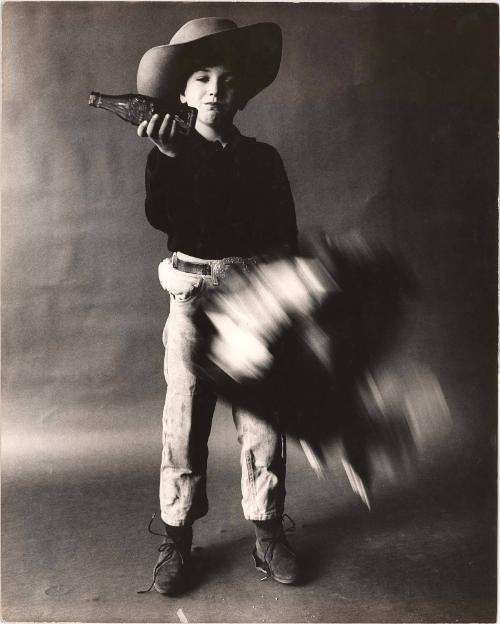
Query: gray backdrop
xmin=2 ymin=3 xmax=497 ymax=622
xmin=2 ymin=2 xmax=497 ymax=487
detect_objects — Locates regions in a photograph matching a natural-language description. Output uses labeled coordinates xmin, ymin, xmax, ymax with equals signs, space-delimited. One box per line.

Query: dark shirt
xmin=145 ymin=128 xmax=298 ymax=259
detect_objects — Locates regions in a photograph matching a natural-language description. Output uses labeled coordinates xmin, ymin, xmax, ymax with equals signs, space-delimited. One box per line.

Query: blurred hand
xmin=137 ymin=113 xmax=181 ymax=158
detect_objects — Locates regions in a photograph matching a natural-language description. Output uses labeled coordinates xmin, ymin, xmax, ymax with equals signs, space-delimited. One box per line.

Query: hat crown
xmin=170 ymin=17 xmax=238 ymax=45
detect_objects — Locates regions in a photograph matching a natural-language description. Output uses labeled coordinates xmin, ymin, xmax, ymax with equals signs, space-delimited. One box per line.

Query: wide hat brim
xmin=137 ymin=21 xmax=282 ymax=107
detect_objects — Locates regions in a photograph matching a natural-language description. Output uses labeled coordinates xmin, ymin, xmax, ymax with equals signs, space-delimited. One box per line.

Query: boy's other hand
xmin=137 ymin=113 xmax=181 ymax=158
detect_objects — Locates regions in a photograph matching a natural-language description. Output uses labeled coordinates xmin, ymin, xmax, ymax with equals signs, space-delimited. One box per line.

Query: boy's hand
xmin=137 ymin=113 xmax=181 ymax=158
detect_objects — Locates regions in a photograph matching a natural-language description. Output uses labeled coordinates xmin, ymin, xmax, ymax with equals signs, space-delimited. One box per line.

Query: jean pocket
xmin=159 ymin=257 xmax=206 ymax=303
xmin=169 ymin=275 xmax=205 ymax=303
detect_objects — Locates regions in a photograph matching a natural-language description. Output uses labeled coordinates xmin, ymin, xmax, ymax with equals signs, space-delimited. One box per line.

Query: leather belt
xmin=172 ymin=256 xmax=213 ymax=276
xmin=171 ymin=252 xmax=257 ymax=284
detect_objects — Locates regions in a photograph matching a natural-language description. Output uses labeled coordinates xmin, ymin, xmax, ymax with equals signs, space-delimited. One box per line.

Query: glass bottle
xmin=88 ymin=92 xmax=197 ymax=135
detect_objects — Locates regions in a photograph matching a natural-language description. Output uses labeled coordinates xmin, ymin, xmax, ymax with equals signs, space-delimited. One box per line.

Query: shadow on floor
xmin=1 ymin=425 xmax=496 ymax=623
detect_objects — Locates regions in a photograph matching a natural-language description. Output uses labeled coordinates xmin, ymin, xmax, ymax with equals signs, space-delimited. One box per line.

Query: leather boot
xmin=153 ymin=524 xmax=193 ymax=595
xmin=253 ymin=517 xmax=300 ymax=584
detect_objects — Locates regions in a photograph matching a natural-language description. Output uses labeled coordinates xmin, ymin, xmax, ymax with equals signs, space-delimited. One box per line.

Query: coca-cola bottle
xmin=88 ymin=92 xmax=197 ymax=135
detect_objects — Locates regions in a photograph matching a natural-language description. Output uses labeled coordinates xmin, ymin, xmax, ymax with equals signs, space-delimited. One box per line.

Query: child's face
xmin=180 ymin=64 xmax=241 ymax=130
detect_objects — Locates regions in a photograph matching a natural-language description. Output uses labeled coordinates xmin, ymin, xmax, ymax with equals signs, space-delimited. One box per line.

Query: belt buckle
xmin=211 ymin=257 xmax=255 ymax=285
xmin=211 ymin=260 xmax=221 ymax=285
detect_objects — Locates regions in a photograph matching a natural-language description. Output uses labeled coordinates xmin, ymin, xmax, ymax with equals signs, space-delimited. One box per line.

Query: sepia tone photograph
xmin=1 ymin=2 xmax=497 ymax=622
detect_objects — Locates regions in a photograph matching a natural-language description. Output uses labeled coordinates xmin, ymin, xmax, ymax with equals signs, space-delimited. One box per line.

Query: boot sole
xmin=154 ymin=584 xmax=169 ymax=595
xmin=253 ymin=552 xmax=299 ymax=585
xmin=272 ymin=575 xmax=298 ymax=584
xmin=154 ymin=582 xmax=186 ymax=596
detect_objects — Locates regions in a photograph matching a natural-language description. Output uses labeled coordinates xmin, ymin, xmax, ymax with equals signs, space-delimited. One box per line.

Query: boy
xmin=136 ymin=17 xmax=299 ymax=595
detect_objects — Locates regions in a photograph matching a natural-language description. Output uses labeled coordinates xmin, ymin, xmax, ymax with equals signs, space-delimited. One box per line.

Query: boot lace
xmin=137 ymin=513 xmax=185 ymax=594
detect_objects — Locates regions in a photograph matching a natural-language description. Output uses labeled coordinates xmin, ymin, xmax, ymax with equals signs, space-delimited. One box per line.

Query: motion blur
xmin=191 ymin=231 xmax=451 ymax=507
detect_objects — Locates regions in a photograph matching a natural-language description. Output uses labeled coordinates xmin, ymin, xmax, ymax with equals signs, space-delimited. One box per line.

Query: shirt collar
xmin=191 ymin=125 xmax=243 ymax=153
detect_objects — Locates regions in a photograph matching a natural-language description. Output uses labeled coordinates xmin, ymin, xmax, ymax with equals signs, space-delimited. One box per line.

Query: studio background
xmin=2 ymin=3 xmax=497 ymax=623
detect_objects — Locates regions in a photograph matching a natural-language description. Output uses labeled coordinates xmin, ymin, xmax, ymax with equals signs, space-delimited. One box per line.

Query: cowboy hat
xmin=137 ymin=17 xmax=282 ymax=107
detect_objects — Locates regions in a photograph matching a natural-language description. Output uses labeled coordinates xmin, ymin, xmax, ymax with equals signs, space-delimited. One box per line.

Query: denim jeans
xmin=159 ymin=257 xmax=286 ymax=527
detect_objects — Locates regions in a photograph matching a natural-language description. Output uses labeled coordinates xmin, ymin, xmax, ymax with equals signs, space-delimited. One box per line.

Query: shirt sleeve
xmin=144 ymin=146 xmax=186 ymax=234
